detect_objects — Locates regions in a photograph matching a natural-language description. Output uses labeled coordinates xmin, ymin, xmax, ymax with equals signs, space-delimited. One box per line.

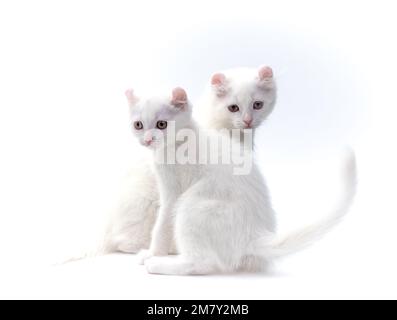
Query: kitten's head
xmin=202 ymin=66 xmax=276 ymax=130
xmin=125 ymin=87 xmax=192 ymax=149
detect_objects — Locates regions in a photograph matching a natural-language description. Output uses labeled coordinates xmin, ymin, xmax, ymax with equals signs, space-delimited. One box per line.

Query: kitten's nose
xmin=144 ymin=139 xmax=154 ymax=146
xmin=243 ymin=114 xmax=253 ymax=127
xmin=243 ymin=118 xmax=253 ymax=127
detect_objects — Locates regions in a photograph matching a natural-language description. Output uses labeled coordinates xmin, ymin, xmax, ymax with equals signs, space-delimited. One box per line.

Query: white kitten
xmin=104 ymin=66 xmax=276 ymax=255
xmin=196 ymin=66 xmax=276 ymax=131
xmin=131 ymin=87 xmax=356 ymax=275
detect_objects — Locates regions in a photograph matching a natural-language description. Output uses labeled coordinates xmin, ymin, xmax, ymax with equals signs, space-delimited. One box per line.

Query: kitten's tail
xmin=254 ymin=147 xmax=357 ymax=260
xmin=53 ymin=234 xmax=115 ymax=266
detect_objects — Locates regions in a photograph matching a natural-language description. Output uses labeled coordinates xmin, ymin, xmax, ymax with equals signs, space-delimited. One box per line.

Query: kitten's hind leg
xmin=144 ymin=256 xmax=217 ymax=275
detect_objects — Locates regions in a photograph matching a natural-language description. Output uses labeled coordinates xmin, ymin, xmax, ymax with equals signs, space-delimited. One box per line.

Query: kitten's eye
xmin=156 ymin=120 xmax=168 ymax=130
xmin=228 ymin=104 xmax=240 ymax=113
xmin=253 ymin=101 xmax=264 ymax=110
xmin=134 ymin=121 xmax=143 ymax=130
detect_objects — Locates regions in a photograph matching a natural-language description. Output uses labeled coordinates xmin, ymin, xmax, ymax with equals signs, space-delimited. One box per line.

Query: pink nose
xmin=244 ymin=119 xmax=253 ymax=127
xmin=144 ymin=139 xmax=153 ymax=146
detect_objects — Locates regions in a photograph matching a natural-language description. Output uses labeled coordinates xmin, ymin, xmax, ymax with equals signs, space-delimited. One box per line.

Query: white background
xmin=0 ymin=0 xmax=396 ymax=299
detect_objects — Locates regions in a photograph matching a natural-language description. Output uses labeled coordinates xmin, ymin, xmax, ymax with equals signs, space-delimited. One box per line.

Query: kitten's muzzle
xmin=243 ymin=119 xmax=253 ymax=128
xmin=144 ymin=139 xmax=154 ymax=146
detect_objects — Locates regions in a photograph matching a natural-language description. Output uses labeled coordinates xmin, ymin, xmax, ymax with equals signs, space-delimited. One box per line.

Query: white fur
xmin=104 ymin=157 xmax=159 ymax=253
xmin=131 ymin=91 xmax=356 ymax=275
xmin=104 ymin=67 xmax=277 ymax=255
xmin=195 ymin=67 xmax=276 ymax=131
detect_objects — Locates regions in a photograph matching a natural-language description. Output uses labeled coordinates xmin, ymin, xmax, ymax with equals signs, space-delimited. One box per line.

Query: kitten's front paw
xmin=144 ymin=257 xmax=164 ymax=274
xmin=137 ymin=249 xmax=153 ymax=265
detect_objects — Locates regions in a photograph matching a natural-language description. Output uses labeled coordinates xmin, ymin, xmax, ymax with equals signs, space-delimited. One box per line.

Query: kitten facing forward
xmin=196 ymin=66 xmax=276 ymax=132
xmin=130 ymin=87 xmax=356 ymax=275
xmin=103 ymin=66 xmax=276 ymax=254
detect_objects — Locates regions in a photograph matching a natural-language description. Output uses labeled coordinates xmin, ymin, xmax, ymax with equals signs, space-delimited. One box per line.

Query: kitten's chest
xmin=157 ymin=163 xmax=199 ymax=193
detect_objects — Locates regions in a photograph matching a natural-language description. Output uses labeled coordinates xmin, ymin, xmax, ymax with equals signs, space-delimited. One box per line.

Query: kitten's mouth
xmin=142 ymin=141 xmax=156 ymax=148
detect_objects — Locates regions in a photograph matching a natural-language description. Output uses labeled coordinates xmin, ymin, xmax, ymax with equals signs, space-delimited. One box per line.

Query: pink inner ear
xmin=125 ymin=88 xmax=136 ymax=103
xmin=211 ymin=73 xmax=226 ymax=86
xmin=258 ymin=66 xmax=273 ymax=80
xmin=171 ymin=87 xmax=188 ymax=105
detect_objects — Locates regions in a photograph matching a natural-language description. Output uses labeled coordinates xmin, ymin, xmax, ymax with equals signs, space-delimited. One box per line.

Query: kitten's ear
xmin=171 ymin=87 xmax=188 ymax=109
xmin=257 ymin=66 xmax=275 ymax=90
xmin=125 ymin=88 xmax=139 ymax=106
xmin=211 ymin=73 xmax=228 ymax=97
xmin=258 ymin=66 xmax=273 ymax=82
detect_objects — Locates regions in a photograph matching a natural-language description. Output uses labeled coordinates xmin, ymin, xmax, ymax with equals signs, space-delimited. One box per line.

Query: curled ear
xmin=171 ymin=87 xmax=188 ymax=108
xmin=257 ymin=66 xmax=275 ymax=91
xmin=258 ymin=66 xmax=273 ymax=81
xmin=211 ymin=73 xmax=229 ymax=97
xmin=259 ymin=66 xmax=273 ymax=80
xmin=125 ymin=88 xmax=139 ymax=106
